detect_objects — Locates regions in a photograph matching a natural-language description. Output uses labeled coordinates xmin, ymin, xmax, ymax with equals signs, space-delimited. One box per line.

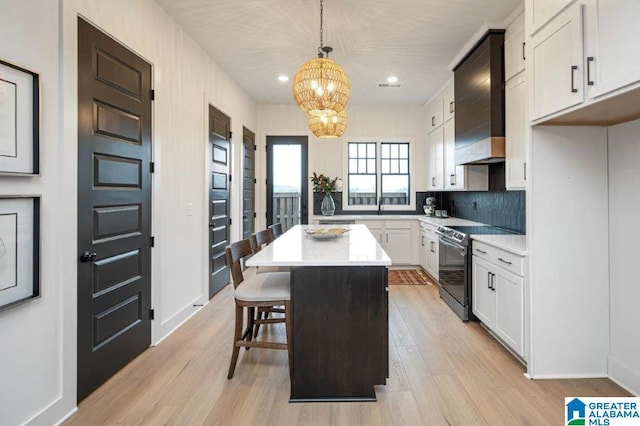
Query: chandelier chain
xmin=320 ymin=0 xmax=323 ymax=49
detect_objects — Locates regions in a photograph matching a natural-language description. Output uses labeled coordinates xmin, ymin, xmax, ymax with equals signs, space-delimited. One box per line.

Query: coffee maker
xmin=423 ymin=197 xmax=436 ymax=216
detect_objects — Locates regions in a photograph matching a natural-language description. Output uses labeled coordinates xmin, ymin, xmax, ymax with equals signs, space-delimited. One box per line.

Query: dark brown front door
xmin=208 ymin=106 xmax=231 ymax=298
xmin=242 ymin=127 xmax=256 ymax=239
xmin=77 ymin=18 xmax=153 ymax=401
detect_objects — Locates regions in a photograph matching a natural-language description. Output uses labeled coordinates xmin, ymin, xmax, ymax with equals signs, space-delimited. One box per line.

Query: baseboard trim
xmin=152 ymin=297 xmax=208 ymax=346
xmin=608 ymin=356 xmax=640 ymax=396
xmin=54 ymin=407 xmax=78 ymax=426
xmin=527 ymin=373 xmax=608 ymax=379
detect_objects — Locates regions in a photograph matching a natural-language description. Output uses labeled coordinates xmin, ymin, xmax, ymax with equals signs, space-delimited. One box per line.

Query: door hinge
xmin=150 ymin=162 xmax=155 ymax=173
xmin=253 ymin=178 xmax=257 ymax=184
xmin=253 ymin=212 xmax=257 ymax=218
xmin=254 ymin=144 xmax=257 ymax=151
xmin=150 ymin=236 xmax=155 ymax=247
xmin=150 ymin=90 xmax=155 ymax=101
xmin=229 ymin=218 xmax=232 ymax=225
xmin=228 ymin=131 xmax=232 ymax=139
xmin=228 ymin=175 xmax=232 ymax=182
xmin=149 ymin=309 xmax=155 ymax=320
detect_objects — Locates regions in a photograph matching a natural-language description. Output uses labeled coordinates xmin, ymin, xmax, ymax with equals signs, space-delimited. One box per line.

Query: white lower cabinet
xmin=419 ymin=221 xmax=439 ymax=280
xmin=357 ymin=219 xmax=414 ymax=265
xmin=472 ymin=244 xmax=525 ymax=358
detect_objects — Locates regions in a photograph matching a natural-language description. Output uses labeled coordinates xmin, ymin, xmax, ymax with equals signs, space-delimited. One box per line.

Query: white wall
xmin=255 ymin=104 xmax=427 ymax=229
xmin=528 ymin=126 xmax=609 ymax=378
xmin=607 ymin=119 xmax=640 ymax=395
xmin=0 ymin=1 xmax=63 ymax=425
xmin=0 ymin=0 xmax=257 ymax=424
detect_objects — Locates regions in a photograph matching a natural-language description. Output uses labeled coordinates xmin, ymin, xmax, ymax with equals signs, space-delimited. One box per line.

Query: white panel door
xmin=495 ymin=269 xmax=525 ymax=357
xmin=472 ymin=257 xmax=496 ymax=327
xmin=444 ymin=120 xmax=465 ymax=191
xmin=505 ymin=13 xmax=526 ymax=81
xmin=530 ymin=2 xmax=584 ymax=120
xmin=527 ymin=0 xmax=575 ymax=35
xmin=585 ymin=0 xmax=640 ymax=99
xmin=385 ymin=229 xmax=412 ymax=265
xmin=506 ymin=73 xmax=528 ymax=190
xmin=425 ymin=235 xmax=439 ymax=280
xmin=428 ymin=127 xmax=445 ymax=190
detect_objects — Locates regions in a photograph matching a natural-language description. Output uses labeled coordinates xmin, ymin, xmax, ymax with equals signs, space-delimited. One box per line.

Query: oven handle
xmin=438 ymin=236 xmax=466 ymax=253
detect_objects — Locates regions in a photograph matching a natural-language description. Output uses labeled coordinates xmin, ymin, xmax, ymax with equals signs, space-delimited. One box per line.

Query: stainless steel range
xmin=436 ymin=225 xmax=517 ymax=321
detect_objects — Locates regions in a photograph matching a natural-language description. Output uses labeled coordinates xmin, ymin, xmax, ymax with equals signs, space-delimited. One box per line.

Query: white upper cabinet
xmin=526 ymin=0 xmax=575 ymax=35
xmin=443 ymin=120 xmax=462 ymax=190
xmin=584 ymin=0 xmax=640 ymax=100
xmin=444 ymin=82 xmax=455 ymax=122
xmin=506 ymin=73 xmax=528 ymax=190
xmin=530 ymin=2 xmax=584 ymax=121
xmin=427 ymin=98 xmax=444 ymax=133
xmin=505 ymin=12 xmax=526 ymax=81
xmin=427 ymin=127 xmax=445 ymax=190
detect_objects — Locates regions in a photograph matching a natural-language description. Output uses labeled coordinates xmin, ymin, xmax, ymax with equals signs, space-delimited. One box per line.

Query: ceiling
xmin=156 ymin=0 xmax=521 ymax=105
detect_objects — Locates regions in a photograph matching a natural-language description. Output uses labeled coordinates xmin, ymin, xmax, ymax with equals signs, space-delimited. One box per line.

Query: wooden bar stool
xmin=225 ymin=237 xmax=292 ymax=380
xmin=252 ymin=229 xmax=288 ymax=337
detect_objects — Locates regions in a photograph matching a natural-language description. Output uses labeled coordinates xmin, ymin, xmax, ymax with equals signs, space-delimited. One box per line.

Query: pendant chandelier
xmin=308 ymin=110 xmax=348 ymax=138
xmin=292 ymin=0 xmax=350 ymax=118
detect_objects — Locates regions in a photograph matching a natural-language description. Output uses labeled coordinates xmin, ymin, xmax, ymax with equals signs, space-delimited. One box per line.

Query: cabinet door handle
xmin=476 ymin=249 xmax=487 ymax=254
xmin=498 ymin=257 xmax=512 ymax=265
xmin=587 ymin=56 xmax=595 ymax=86
xmin=491 ymin=273 xmax=496 ymax=291
xmin=570 ymin=65 xmax=578 ymax=93
xmin=432 ymin=177 xmax=436 ymax=187
xmin=524 ymin=162 xmax=527 ymax=181
xmin=431 ymin=116 xmax=435 ymax=127
xmin=522 ymin=42 xmax=526 ymax=61
xmin=386 ymin=234 xmax=389 ymax=244
xmin=450 ymin=174 xmax=455 ymax=186
xmin=449 ymin=101 xmax=454 ymax=114
xmin=421 ymin=236 xmax=425 ymax=246
xmin=430 ymin=241 xmax=435 ymax=252
xmin=487 ymin=272 xmax=492 ymax=289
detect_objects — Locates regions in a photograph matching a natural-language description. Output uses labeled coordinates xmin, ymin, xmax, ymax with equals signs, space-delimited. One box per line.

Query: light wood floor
xmin=66 ymin=281 xmax=629 ymax=426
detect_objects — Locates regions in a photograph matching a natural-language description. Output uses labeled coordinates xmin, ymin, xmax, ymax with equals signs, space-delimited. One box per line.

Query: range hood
xmin=453 ymin=30 xmax=505 ymax=165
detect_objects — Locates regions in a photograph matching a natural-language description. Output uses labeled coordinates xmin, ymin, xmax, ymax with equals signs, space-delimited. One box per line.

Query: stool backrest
xmin=268 ymin=223 xmax=283 ymax=239
xmin=253 ymin=229 xmax=274 ymax=252
xmin=225 ymin=236 xmax=255 ymax=288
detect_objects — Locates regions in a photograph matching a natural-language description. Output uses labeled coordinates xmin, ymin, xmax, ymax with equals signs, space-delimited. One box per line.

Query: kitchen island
xmin=246 ymin=224 xmax=391 ymax=402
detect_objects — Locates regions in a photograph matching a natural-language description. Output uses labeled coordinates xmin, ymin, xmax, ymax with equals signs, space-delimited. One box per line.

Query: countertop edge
xmin=470 ymin=234 xmax=528 ymax=256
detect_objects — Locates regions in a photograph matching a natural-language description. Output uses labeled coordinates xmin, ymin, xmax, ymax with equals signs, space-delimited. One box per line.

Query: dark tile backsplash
xmin=419 ymin=190 xmax=526 ymax=233
xmin=314 ymin=188 xmax=526 ymax=234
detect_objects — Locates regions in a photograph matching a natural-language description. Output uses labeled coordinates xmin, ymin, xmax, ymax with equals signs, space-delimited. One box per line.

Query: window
xmin=344 ymin=139 xmax=413 ymax=210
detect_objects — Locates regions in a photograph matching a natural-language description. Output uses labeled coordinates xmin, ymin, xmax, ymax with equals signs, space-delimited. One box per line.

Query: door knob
xmin=80 ymin=251 xmax=97 ymax=263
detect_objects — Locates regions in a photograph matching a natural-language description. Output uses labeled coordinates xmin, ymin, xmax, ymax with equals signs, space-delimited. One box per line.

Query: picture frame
xmin=0 ymin=196 xmax=40 ymax=312
xmin=0 ymin=59 xmax=40 ymax=175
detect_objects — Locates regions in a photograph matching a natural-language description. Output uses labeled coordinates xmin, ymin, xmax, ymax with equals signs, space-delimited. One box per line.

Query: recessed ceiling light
xmin=278 ymin=75 xmax=289 ymax=82
xmin=387 ymin=76 xmax=399 ymax=83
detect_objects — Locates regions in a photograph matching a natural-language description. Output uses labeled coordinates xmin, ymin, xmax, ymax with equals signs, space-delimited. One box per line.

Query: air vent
xmin=377 ymin=82 xmax=403 ymax=88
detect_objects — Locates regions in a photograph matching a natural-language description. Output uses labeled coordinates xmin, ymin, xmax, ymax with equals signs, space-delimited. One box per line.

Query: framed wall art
xmin=0 ymin=59 xmax=39 ymax=175
xmin=0 ymin=196 xmax=40 ymax=312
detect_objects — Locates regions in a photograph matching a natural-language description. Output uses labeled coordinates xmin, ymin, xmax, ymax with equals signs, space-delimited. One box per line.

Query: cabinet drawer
xmin=357 ymin=219 xmax=383 ymax=230
xmin=419 ymin=220 xmax=438 ymax=233
xmin=472 ymin=241 xmax=524 ymax=276
xmin=384 ymin=220 xmax=412 ymax=229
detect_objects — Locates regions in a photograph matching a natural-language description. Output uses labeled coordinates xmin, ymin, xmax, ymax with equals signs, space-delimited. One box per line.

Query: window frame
xmin=342 ymin=137 xmax=416 ymax=212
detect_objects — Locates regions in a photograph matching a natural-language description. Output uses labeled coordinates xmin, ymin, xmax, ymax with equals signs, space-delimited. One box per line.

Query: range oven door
xmin=437 ymin=237 xmax=468 ymax=314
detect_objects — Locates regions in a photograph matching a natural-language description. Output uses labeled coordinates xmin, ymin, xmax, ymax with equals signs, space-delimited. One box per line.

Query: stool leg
xmin=246 ymin=307 xmax=255 ymax=350
xmin=253 ymin=308 xmax=263 ymax=338
xmin=228 ymin=303 xmax=243 ymax=379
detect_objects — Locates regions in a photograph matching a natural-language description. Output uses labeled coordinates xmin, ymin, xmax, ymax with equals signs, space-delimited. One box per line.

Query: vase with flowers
xmin=310 ymin=172 xmax=342 ymax=216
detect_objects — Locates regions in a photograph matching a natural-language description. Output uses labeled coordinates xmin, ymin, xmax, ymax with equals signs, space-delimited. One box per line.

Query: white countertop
xmin=417 ymin=216 xmax=486 ymax=227
xmin=471 ymin=234 xmax=527 ymax=256
xmin=246 ymin=224 xmax=392 ymax=267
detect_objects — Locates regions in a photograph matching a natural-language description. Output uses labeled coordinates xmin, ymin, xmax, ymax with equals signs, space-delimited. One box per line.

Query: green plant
xmin=310 ymin=172 xmax=341 ymax=194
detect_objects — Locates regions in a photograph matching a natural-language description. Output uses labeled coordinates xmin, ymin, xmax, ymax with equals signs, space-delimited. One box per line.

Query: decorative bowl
xmin=304 ymin=227 xmax=350 ymax=240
